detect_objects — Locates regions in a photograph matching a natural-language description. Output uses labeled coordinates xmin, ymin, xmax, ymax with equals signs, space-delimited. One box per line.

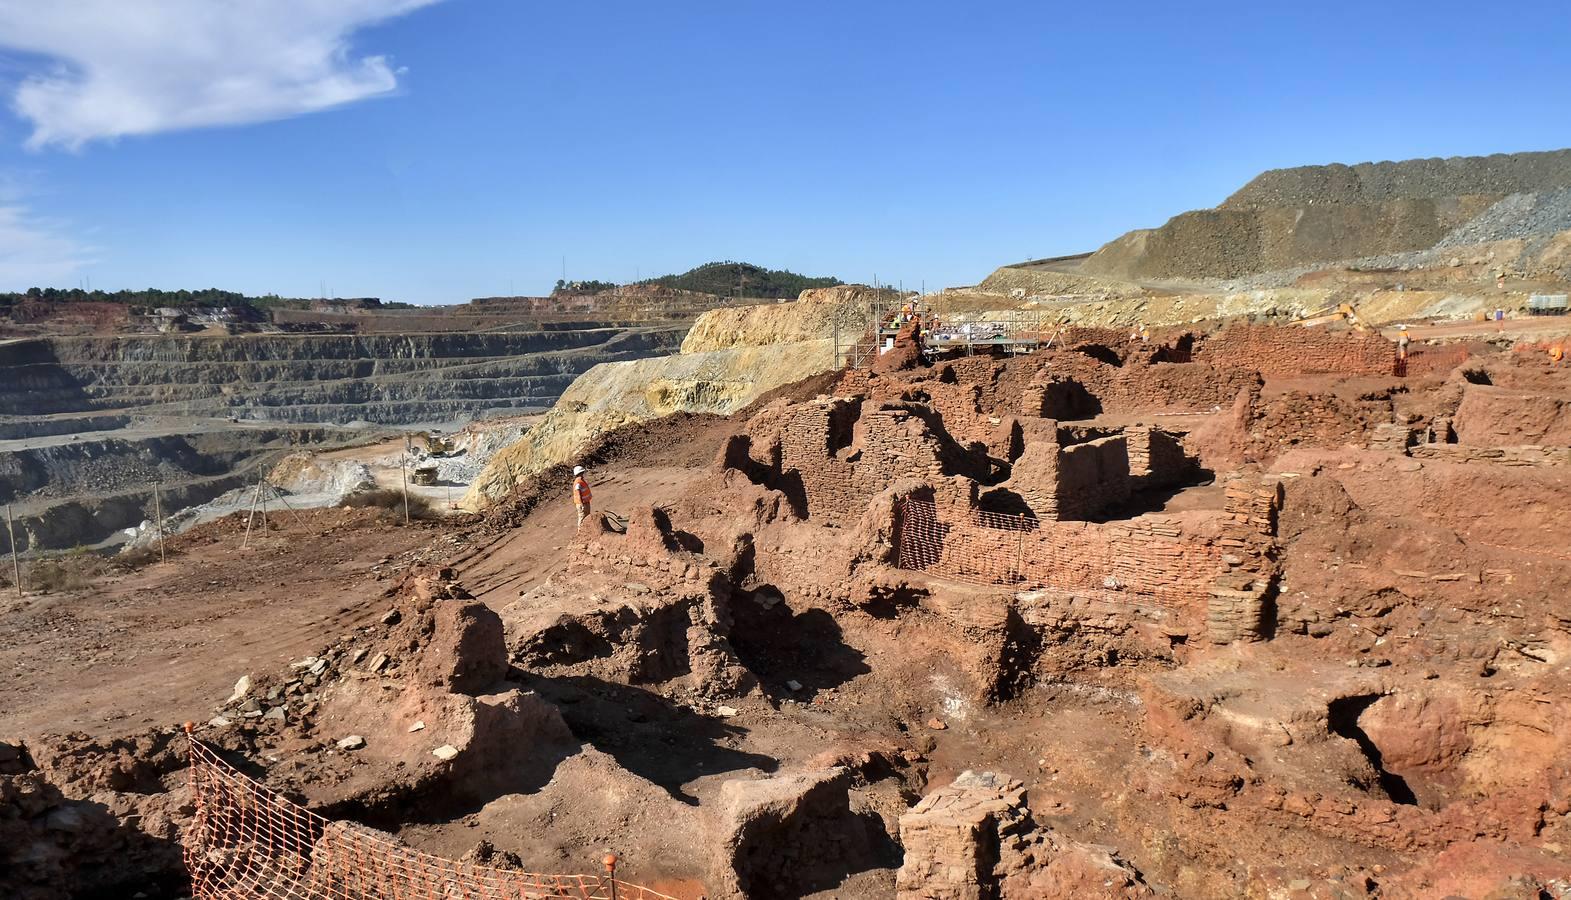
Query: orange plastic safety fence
xmin=183 ymin=736 xmax=680 ymax=900
xmin=895 ymin=497 xmax=1190 ymax=608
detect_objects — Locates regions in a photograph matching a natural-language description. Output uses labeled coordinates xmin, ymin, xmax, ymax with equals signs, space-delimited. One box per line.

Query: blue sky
xmin=0 ymin=0 xmax=1568 ymax=304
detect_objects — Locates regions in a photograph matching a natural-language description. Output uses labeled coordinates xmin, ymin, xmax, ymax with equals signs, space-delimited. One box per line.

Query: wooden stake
xmin=400 ymin=451 xmax=411 ymax=525
xmin=242 ymin=479 xmax=262 ymax=549
xmin=153 ymin=484 xmax=167 ymax=563
xmin=5 ymin=503 xmax=20 ymax=598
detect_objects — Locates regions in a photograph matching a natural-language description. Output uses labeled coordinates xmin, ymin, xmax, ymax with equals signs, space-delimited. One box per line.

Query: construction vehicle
xmin=1528 ymin=294 xmax=1568 ymax=316
xmin=1294 ymin=302 xmax=1368 ymax=332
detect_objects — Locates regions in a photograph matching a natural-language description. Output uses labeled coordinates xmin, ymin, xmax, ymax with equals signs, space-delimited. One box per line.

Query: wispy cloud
xmin=0 ymin=203 xmax=95 ymax=286
xmin=0 ymin=0 xmax=441 ymax=150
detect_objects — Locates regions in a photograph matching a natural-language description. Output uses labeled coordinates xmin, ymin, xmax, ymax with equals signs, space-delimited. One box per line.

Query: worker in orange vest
xmin=572 ymin=465 xmax=592 ymax=526
xmin=1552 ymin=344 xmax=1565 ymax=367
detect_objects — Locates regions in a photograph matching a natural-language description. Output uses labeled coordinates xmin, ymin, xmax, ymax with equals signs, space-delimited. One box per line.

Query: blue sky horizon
xmin=0 ymin=0 xmax=1568 ymax=305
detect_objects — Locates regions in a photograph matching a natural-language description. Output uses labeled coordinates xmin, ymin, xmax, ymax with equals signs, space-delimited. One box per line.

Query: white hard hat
xmin=573 ymin=466 xmax=585 ymax=475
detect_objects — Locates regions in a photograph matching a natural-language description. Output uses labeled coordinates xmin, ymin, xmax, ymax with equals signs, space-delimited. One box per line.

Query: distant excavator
xmin=1293 ymin=301 xmax=1368 ymax=332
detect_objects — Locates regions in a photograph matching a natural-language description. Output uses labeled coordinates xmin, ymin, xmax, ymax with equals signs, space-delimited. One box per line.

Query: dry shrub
xmin=25 ymin=549 xmax=110 ymax=594
xmin=339 ymin=487 xmax=437 ymax=522
xmin=118 ymin=545 xmax=163 ymax=569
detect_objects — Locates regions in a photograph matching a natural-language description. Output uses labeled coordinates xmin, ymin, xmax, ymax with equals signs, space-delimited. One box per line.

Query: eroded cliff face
xmin=679 ymin=285 xmax=886 ymax=353
xmin=463 ymin=287 xmax=881 ymax=509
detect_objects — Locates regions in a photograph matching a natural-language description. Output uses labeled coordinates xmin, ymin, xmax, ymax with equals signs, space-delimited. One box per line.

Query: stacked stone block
xmin=1207 ymin=475 xmax=1283 ymax=643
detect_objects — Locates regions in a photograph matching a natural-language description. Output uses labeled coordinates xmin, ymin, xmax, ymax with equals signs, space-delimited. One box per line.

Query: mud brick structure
xmin=1194 ymin=323 xmax=1397 ymax=377
xmin=773 ymin=398 xmax=981 ymax=525
xmin=996 ymin=420 xmax=1132 ymax=521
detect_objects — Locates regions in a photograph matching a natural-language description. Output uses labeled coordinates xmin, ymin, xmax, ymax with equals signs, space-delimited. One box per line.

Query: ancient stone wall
xmin=1195 ymin=324 xmax=1395 ymax=377
xmin=995 ymin=420 xmax=1131 ymax=522
xmin=776 ymin=399 xmax=978 ymax=526
xmin=908 ymin=503 xmax=1223 ymax=611
xmin=1409 ymin=443 xmax=1570 ymax=466
xmin=1055 ymin=436 xmax=1132 ymax=520
xmin=1207 ymin=474 xmax=1283 ymax=644
xmin=1126 ymin=426 xmax=1198 ymax=489
xmin=1248 ymin=391 xmax=1390 ymax=455
xmin=1021 ymin=354 xmax=1259 ymax=419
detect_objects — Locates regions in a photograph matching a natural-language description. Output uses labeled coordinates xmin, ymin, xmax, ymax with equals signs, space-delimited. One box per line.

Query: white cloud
xmin=0 ymin=0 xmax=441 ymax=150
xmin=0 ymin=204 xmax=95 ymax=286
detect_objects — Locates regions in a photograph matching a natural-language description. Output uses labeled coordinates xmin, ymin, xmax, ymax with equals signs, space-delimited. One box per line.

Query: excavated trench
xmin=1328 ymin=694 xmax=1420 ymax=806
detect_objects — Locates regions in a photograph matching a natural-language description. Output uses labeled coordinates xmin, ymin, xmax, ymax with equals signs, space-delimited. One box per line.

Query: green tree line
xmin=2 ymin=287 xmax=415 ymax=311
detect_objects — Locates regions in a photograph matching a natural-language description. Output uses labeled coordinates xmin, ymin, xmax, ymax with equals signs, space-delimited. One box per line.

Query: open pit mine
xmin=3 ymin=150 xmax=1571 ymax=900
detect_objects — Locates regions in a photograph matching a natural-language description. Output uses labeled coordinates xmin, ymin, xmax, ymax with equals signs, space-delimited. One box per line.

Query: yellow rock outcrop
xmin=461 ymin=286 xmax=884 ymax=509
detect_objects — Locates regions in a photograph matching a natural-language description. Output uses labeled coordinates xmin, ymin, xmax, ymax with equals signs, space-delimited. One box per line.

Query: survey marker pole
xmin=5 ymin=503 xmax=20 ymax=598
xmin=401 ymin=439 xmax=412 ymax=526
xmin=153 ymin=484 xmax=167 ymax=563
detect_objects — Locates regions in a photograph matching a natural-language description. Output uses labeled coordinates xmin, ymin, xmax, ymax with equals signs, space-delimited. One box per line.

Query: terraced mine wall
xmin=0 ymin=426 xmax=347 ymax=552
xmin=0 ymin=324 xmax=687 ymax=550
xmin=0 ymin=327 xmax=684 ymax=424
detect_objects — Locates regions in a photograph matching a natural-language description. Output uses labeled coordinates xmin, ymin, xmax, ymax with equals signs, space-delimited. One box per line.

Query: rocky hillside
xmin=1079 ymin=149 xmax=1571 ymax=281
xmin=462 ymin=285 xmax=883 ymax=508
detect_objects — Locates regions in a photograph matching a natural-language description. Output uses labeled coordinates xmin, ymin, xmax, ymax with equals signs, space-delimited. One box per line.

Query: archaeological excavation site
xmin=4 ymin=149 xmax=1571 ymax=900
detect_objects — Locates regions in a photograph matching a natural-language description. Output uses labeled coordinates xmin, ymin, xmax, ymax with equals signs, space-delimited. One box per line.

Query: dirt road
xmin=0 ymin=510 xmax=433 ymax=738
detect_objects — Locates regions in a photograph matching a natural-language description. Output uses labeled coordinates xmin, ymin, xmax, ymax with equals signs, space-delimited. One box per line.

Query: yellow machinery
xmin=1294 ymin=302 xmax=1368 ymax=332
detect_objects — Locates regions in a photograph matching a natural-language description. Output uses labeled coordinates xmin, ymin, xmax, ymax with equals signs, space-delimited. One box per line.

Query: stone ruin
xmin=8 ymin=321 xmax=1571 ymax=898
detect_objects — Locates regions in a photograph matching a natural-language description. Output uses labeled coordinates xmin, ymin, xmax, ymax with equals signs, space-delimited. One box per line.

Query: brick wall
xmin=1248 ymin=391 xmax=1392 ymax=454
xmin=773 ymin=398 xmax=982 ymax=526
xmin=1126 ymin=425 xmax=1198 ymax=489
xmin=1021 ymin=355 xmax=1259 ymax=419
xmin=1196 ymin=323 xmax=1396 ymax=377
xmin=1207 ymin=474 xmax=1283 ymax=644
xmin=902 ymin=499 xmax=1224 ymax=612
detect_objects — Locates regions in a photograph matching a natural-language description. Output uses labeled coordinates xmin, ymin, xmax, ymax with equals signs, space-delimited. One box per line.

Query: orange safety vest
xmin=1552 ymin=345 xmax=1565 ymax=363
xmin=574 ymin=477 xmax=591 ymax=505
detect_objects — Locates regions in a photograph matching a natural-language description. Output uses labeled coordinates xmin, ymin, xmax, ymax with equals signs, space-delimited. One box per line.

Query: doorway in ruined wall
xmin=1037 ymin=377 xmax=1102 ymax=420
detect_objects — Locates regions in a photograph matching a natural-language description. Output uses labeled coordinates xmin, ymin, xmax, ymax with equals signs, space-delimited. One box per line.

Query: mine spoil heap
xmin=1079 ymin=148 xmax=1571 ymax=281
xmin=4 ymin=319 xmax=1571 ymax=899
